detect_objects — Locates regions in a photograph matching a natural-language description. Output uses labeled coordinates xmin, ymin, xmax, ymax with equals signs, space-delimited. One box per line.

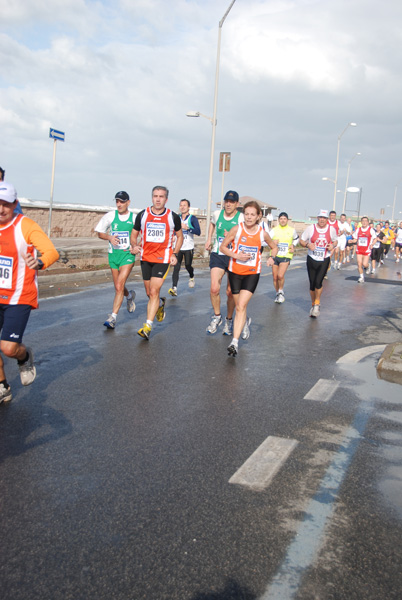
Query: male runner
xmin=0 ymin=182 xmax=59 ymax=404
xmin=337 ymin=213 xmax=351 ymax=267
xmin=395 ymin=221 xmax=402 ymax=263
xmin=130 ymin=186 xmax=183 ymax=340
xmin=168 ymin=199 xmax=201 ymax=296
xmin=95 ymin=191 xmax=136 ymax=329
xmin=352 ymin=216 xmax=376 ymax=282
xmin=370 ymin=224 xmax=385 ymax=274
xmin=300 ymin=209 xmax=338 ymax=317
xmin=268 ymin=211 xmax=299 ymax=303
xmin=205 ymin=190 xmax=244 ymax=336
xmin=328 ymin=210 xmax=340 ymax=269
xmin=382 ymin=221 xmax=394 ymax=258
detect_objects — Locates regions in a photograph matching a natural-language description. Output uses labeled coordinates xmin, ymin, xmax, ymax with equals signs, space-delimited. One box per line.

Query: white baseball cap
xmin=0 ymin=182 xmax=17 ymax=203
xmin=317 ymin=209 xmax=329 ymax=218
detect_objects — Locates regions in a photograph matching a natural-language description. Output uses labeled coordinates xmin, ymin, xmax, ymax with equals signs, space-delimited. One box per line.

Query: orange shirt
xmin=229 ymin=223 xmax=264 ymax=275
xmin=0 ymin=214 xmax=59 ymax=308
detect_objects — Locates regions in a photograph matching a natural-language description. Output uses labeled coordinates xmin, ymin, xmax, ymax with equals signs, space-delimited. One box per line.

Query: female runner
xmin=220 ymin=200 xmax=277 ymax=356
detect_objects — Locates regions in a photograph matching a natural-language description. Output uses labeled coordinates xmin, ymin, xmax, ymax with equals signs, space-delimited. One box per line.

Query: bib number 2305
xmin=146 ymin=223 xmax=166 ymax=243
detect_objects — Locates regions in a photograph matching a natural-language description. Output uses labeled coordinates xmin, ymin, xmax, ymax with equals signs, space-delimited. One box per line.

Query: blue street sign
xmin=49 ymin=128 xmax=65 ymax=141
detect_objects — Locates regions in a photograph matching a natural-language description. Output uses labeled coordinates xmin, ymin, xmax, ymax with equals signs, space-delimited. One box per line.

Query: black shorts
xmin=306 ymin=255 xmax=330 ymax=291
xmin=395 ymin=242 xmax=402 ymax=249
xmin=228 ymin=271 xmax=260 ymax=295
xmin=273 ymin=256 xmax=291 ymax=266
xmin=371 ymin=247 xmax=382 ymax=262
xmin=140 ymin=261 xmax=170 ymax=280
xmin=0 ymin=304 xmax=32 ymax=343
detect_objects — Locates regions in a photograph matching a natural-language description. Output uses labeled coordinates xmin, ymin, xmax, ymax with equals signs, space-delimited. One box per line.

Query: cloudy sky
xmin=1 ymin=0 xmax=402 ymax=220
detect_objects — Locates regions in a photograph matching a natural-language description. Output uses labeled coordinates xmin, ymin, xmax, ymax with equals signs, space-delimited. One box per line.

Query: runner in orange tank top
xmin=220 ymin=201 xmax=277 ymax=357
xmin=0 ymin=182 xmax=59 ymax=404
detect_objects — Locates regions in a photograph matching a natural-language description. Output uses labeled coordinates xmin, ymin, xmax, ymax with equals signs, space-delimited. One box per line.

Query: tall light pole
xmin=333 ymin=122 xmax=357 ymax=212
xmin=342 ymin=152 xmax=361 ymax=214
xmin=187 ymin=0 xmax=237 ymax=246
xmin=392 ymin=178 xmax=402 ymax=222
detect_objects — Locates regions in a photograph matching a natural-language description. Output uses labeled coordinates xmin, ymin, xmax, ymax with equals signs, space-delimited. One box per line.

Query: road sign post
xmin=48 ymin=128 xmax=65 ymax=237
xmin=219 ymin=152 xmax=231 ymax=203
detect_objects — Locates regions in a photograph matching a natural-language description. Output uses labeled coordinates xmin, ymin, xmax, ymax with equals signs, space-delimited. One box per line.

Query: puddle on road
xmin=338 ymin=356 xmax=402 ymax=519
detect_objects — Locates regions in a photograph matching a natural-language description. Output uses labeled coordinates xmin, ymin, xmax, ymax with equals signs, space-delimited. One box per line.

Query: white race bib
xmin=0 ymin=256 xmax=13 ymax=289
xmin=238 ymin=244 xmax=258 ymax=266
xmin=146 ymin=222 xmax=166 ymax=243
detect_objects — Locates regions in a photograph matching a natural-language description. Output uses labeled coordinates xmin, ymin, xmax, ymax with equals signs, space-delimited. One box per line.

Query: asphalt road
xmin=1 ymin=255 xmax=402 ymax=599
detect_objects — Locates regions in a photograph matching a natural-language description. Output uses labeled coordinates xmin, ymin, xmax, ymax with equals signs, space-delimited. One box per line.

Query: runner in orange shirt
xmin=0 ymin=182 xmax=59 ymax=404
xmin=220 ymin=200 xmax=276 ymax=356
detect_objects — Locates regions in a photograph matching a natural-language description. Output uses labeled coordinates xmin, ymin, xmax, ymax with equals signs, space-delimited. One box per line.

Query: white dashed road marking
xmin=303 ymin=378 xmax=340 ymax=401
xmin=229 ymin=436 xmax=298 ymax=492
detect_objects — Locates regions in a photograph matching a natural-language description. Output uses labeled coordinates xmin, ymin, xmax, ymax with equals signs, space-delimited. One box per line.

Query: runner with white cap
xmin=300 ymin=209 xmax=338 ymax=317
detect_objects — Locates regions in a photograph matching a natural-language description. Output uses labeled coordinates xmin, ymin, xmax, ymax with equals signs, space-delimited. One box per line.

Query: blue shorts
xmin=209 ymin=252 xmax=230 ymax=271
xmin=0 ymin=304 xmax=32 ymax=343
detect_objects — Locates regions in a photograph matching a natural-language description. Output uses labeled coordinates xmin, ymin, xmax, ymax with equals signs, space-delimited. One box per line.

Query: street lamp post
xmin=392 ymin=178 xmax=402 ymax=222
xmin=342 ymin=152 xmax=361 ymax=214
xmin=333 ymin=122 xmax=357 ymax=212
xmin=186 ymin=0 xmax=237 ymax=247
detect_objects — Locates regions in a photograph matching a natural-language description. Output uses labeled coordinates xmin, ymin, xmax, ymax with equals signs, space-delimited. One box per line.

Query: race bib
xmin=146 ymin=222 xmax=166 ymax=243
xmin=0 ymin=256 xmax=13 ymax=289
xmin=373 ymin=241 xmax=380 ymax=249
xmin=238 ymin=244 xmax=258 ymax=266
xmin=313 ymin=247 xmax=326 ymax=261
xmin=357 ymin=237 xmax=368 ymax=247
xmin=115 ymin=231 xmax=130 ymax=250
xmin=277 ymin=242 xmax=289 ymax=256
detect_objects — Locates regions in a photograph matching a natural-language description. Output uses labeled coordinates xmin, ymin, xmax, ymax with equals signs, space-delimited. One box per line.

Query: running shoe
xmin=337 ymin=263 xmax=341 ymax=270
xmin=188 ymin=278 xmax=195 ymax=288
xmin=277 ymin=291 xmax=285 ymax=303
xmin=156 ymin=297 xmax=166 ymax=322
xmin=0 ymin=382 xmax=12 ymax=404
xmin=311 ymin=305 xmax=320 ymax=318
xmin=366 ymin=266 xmax=371 ymax=275
xmin=309 ymin=306 xmax=315 ymax=318
xmin=222 ymin=318 xmax=233 ymax=336
xmin=104 ymin=314 xmax=116 ymax=329
xmin=274 ymin=293 xmax=280 ymax=303
xmin=241 ymin=317 xmax=251 ymax=340
xmin=168 ymin=287 xmax=178 ymax=297
xmin=126 ymin=290 xmax=136 ymax=313
xmin=206 ymin=314 xmax=222 ymax=334
xmin=397 ymin=258 xmax=400 ymax=263
xmin=372 ymin=268 xmax=376 ymax=274
xmin=18 ymin=347 xmax=36 ymax=386
xmin=358 ymin=274 xmax=365 ymax=283
xmin=137 ymin=323 xmax=152 ymax=340
xmin=227 ymin=343 xmax=238 ymax=357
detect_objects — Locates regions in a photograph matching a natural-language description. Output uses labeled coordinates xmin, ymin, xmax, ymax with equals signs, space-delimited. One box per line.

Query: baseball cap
xmin=278 ymin=211 xmax=288 ymax=219
xmin=317 ymin=209 xmax=329 ymax=218
xmin=223 ymin=190 xmax=239 ymax=202
xmin=115 ymin=191 xmax=130 ymax=202
xmin=0 ymin=182 xmax=17 ymax=203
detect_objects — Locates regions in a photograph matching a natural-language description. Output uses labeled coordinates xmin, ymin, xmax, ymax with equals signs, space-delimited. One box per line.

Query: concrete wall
xmin=21 ymin=205 xmax=309 ymax=238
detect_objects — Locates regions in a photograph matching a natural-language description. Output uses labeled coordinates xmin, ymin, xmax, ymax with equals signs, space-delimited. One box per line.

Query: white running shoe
xmin=337 ymin=263 xmax=341 ymax=270
xmin=358 ymin=274 xmax=365 ymax=283
xmin=311 ymin=304 xmax=320 ymax=318
xmin=372 ymin=268 xmax=376 ymax=274
xmin=397 ymin=258 xmax=400 ymax=263
xmin=206 ymin=314 xmax=222 ymax=334
xmin=104 ymin=314 xmax=116 ymax=329
xmin=277 ymin=292 xmax=285 ymax=303
xmin=18 ymin=347 xmax=36 ymax=386
xmin=168 ymin=287 xmax=178 ymax=297
xmin=222 ymin=318 xmax=233 ymax=336
xmin=366 ymin=266 xmax=371 ymax=275
xmin=241 ymin=317 xmax=251 ymax=340
xmin=188 ymin=278 xmax=195 ymax=288
xmin=126 ymin=290 xmax=136 ymax=313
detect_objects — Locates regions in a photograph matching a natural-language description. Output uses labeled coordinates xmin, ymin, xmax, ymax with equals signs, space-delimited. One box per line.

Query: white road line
xmin=229 ymin=436 xmax=298 ymax=492
xmin=303 ymin=378 xmax=340 ymax=402
xmin=336 ymin=344 xmax=386 ymax=364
